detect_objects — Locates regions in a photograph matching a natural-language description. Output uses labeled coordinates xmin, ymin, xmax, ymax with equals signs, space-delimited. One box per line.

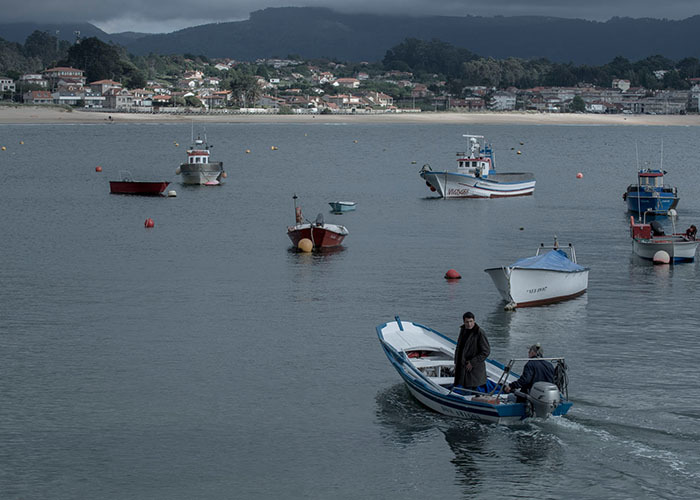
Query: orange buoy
xmin=95 ymin=166 xmax=102 ymax=172
xmin=144 ymin=218 xmax=155 ymax=228
xmin=445 ymin=269 xmax=461 ymax=280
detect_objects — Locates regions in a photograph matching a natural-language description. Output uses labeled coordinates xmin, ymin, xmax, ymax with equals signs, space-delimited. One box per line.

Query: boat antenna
xmin=190 ymin=120 xmax=194 ymax=143
xmin=293 ymin=193 xmax=298 ymax=215
xmin=660 ymin=140 xmax=664 ymax=171
xmin=635 ymin=142 xmax=641 ymax=215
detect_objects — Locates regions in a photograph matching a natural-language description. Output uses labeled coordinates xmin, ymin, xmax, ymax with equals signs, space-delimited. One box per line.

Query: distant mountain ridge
xmin=0 ymin=22 xmax=149 ymax=48
xmin=3 ymin=8 xmax=700 ymax=65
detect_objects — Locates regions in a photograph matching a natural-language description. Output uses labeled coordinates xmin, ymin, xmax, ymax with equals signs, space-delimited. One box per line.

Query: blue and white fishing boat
xmin=623 ymin=168 xmax=679 ymax=214
xmin=328 ymin=201 xmax=356 ymax=213
xmin=484 ymin=240 xmax=589 ymax=309
xmin=419 ymin=134 xmax=535 ymax=198
xmin=376 ymin=317 xmax=572 ymax=424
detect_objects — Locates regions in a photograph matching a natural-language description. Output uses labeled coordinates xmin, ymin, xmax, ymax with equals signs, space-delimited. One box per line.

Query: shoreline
xmin=2 ymin=105 xmax=700 ymax=126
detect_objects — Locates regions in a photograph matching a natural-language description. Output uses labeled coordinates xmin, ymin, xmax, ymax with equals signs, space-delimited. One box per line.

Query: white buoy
xmin=653 ymin=250 xmax=670 ymax=264
xmin=167 ymin=190 xmax=177 ymax=197
xmin=668 ymin=209 xmax=677 ymax=217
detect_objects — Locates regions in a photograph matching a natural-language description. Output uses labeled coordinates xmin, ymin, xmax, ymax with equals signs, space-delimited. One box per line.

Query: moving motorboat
xmin=376 ymin=317 xmax=572 ymax=424
xmin=419 ymin=134 xmax=535 ymax=198
xmin=484 ymin=240 xmax=589 ymax=309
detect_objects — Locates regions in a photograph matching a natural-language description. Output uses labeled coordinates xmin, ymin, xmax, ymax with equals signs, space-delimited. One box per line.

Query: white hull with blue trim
xmin=376 ymin=317 xmax=572 ymax=424
xmin=419 ymin=134 xmax=535 ymax=198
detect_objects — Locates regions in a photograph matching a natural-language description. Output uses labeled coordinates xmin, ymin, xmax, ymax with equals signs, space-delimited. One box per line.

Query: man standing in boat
xmin=454 ymin=312 xmax=491 ymax=393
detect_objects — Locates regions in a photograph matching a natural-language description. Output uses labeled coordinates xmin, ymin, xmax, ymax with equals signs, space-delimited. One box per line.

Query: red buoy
xmin=144 ymin=218 xmax=155 ymax=228
xmin=445 ymin=269 xmax=461 ymax=280
xmin=95 ymin=166 xmax=102 ymax=172
xmin=576 ymin=172 xmax=583 ymax=179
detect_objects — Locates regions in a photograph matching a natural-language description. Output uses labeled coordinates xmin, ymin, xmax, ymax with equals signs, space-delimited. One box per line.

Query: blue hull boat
xmin=376 ymin=317 xmax=572 ymax=424
xmin=623 ymin=168 xmax=678 ymax=214
xmin=329 ymin=201 xmax=356 ymax=212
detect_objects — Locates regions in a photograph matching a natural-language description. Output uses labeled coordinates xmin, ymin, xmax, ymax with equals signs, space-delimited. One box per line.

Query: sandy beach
xmin=2 ymin=105 xmax=700 ymax=126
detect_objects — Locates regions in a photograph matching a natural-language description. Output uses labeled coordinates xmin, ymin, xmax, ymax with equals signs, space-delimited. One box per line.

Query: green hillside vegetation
xmin=2 ymin=31 xmax=700 ymax=101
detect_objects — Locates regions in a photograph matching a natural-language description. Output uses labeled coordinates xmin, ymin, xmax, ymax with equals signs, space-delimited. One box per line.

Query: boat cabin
xmin=626 ymin=169 xmax=676 ymax=196
xmin=456 ymin=135 xmax=495 ymax=178
xmin=638 ymin=169 xmax=665 ymax=187
xmin=186 ymin=138 xmax=210 ymax=164
xmin=630 ymin=216 xmax=652 ymax=239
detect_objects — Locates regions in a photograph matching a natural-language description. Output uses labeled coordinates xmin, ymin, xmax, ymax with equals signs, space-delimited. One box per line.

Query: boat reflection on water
xmin=374 ymin=384 xmax=439 ymax=445
xmin=442 ymin=423 xmax=489 ymax=491
xmin=286 ymin=245 xmax=347 ymax=257
xmin=375 ymin=386 xmax=565 ymax=496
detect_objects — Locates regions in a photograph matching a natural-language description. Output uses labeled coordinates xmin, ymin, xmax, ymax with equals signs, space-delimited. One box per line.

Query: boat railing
xmin=536 ymin=242 xmax=576 ymax=262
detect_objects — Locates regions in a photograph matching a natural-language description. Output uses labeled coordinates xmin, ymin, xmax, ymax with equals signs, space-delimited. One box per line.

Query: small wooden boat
xmin=419 ymin=134 xmax=535 ymax=198
xmin=329 ymin=201 xmax=357 ymax=212
xmin=287 ymin=195 xmax=348 ymax=249
xmin=109 ymin=171 xmax=169 ymax=196
xmin=376 ymin=317 xmax=572 ymax=424
xmin=484 ymin=240 xmax=589 ymax=309
xmin=630 ymin=214 xmax=698 ymax=262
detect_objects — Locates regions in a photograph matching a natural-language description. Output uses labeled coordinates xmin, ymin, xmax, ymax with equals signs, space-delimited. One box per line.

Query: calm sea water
xmin=1 ymin=120 xmax=699 ymax=499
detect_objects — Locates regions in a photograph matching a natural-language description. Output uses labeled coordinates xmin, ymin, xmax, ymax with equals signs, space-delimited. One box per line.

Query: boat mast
xmin=635 ymin=142 xmax=642 ymax=215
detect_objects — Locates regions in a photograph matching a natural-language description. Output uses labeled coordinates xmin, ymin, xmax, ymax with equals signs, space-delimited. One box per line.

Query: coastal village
xmin=2 ymin=58 xmax=700 ymax=115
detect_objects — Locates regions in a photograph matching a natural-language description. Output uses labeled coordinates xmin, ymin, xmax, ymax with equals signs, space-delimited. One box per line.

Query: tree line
xmin=3 ymin=31 xmax=700 ymax=103
xmin=383 ymin=38 xmax=700 ymax=95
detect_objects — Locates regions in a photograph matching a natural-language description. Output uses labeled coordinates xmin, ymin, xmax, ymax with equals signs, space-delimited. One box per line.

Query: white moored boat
xmin=484 ymin=241 xmax=589 ymax=309
xmin=175 ymin=134 xmax=225 ymax=185
xmin=630 ymin=214 xmax=698 ymax=262
xmin=376 ymin=317 xmax=572 ymax=424
xmin=419 ymin=134 xmax=535 ymax=198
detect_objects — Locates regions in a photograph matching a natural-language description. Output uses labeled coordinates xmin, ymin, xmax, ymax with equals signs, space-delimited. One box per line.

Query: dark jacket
xmin=454 ymin=324 xmax=490 ymax=388
xmin=509 ymin=359 xmax=555 ymax=393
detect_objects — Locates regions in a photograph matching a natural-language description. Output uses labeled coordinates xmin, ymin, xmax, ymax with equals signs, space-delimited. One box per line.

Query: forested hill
xmin=4 ymin=8 xmax=700 ymax=64
xmin=120 ymin=8 xmax=700 ymax=64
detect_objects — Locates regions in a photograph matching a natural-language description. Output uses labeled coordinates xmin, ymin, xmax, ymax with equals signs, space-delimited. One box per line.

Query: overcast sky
xmin=6 ymin=0 xmax=700 ymax=33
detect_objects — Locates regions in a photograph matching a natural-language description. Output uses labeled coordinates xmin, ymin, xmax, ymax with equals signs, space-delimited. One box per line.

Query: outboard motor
xmin=315 ymin=213 xmax=324 ymax=226
xmin=650 ymin=220 xmax=665 ymax=236
xmin=526 ymin=382 xmax=561 ymax=418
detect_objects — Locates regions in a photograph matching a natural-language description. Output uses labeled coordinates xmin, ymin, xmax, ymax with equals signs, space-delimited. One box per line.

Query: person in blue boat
xmin=454 ymin=312 xmax=491 ymax=393
xmin=504 ymin=344 xmax=555 ymax=395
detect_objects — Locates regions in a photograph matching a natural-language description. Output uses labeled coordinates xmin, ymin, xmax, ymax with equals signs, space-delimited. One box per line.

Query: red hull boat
xmin=287 ymin=195 xmax=348 ymax=249
xmin=109 ymin=180 xmax=170 ymax=195
xmin=287 ymin=222 xmax=348 ymax=248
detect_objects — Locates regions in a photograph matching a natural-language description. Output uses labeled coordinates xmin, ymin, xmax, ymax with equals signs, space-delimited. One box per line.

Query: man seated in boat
xmin=503 ymin=344 xmax=554 ymax=398
xmin=685 ymin=225 xmax=697 ymax=241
